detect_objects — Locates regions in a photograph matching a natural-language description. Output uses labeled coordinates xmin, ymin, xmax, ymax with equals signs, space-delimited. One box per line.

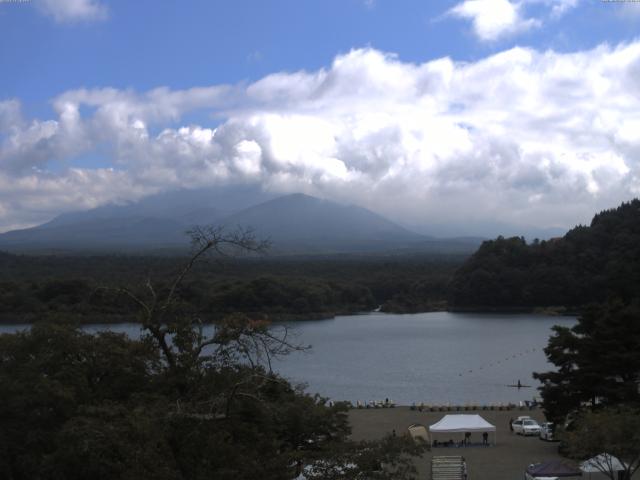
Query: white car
xmin=539 ymin=422 xmax=555 ymax=441
xmin=512 ymin=417 xmax=541 ymax=436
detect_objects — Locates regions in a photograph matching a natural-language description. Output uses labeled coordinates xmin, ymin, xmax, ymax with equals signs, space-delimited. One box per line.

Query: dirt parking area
xmin=349 ymin=406 xmax=568 ymax=480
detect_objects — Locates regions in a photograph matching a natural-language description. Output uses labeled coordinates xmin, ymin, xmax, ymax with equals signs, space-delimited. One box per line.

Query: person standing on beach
xmin=509 ymin=417 xmax=514 ymax=433
xmin=482 ymin=431 xmax=488 ymax=445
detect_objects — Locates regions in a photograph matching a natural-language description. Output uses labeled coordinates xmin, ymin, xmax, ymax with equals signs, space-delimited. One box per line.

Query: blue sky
xmin=1 ymin=0 xmax=640 ymax=234
xmin=2 ymin=1 xmax=637 ymax=108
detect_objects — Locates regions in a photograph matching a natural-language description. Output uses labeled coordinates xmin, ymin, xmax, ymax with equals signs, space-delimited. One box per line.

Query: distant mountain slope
xmin=0 ymin=217 xmax=190 ymax=250
xmin=0 ymin=190 xmax=434 ymax=254
xmin=0 ymin=189 xmax=484 ymax=254
xmin=449 ymin=199 xmax=640 ymax=309
xmin=220 ymin=193 xmax=426 ymax=252
xmin=0 ymin=187 xmax=272 ymax=253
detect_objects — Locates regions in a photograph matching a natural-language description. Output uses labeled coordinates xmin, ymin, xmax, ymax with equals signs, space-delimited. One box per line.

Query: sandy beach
xmin=349 ymin=406 xmax=569 ymax=480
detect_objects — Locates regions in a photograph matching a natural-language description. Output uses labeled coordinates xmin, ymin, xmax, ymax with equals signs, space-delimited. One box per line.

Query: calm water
xmin=0 ymin=312 xmax=574 ymax=405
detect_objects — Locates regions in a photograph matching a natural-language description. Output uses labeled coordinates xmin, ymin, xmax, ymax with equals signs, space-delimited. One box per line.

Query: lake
xmin=0 ymin=311 xmax=575 ymax=405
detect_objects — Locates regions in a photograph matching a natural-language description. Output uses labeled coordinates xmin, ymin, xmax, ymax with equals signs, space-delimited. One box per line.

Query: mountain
xmin=219 ymin=193 xmax=426 ymax=253
xmin=449 ymin=199 xmax=640 ymax=309
xmin=0 ymin=217 xmax=189 ymax=251
xmin=0 ymin=190 xmax=480 ymax=254
xmin=0 ymin=186 xmax=276 ymax=252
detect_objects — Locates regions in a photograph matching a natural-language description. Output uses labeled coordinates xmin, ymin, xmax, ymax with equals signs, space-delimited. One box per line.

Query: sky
xmin=1 ymin=0 xmax=640 ymax=236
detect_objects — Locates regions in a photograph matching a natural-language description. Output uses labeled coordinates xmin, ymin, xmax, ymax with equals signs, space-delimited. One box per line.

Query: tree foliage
xmin=0 ymin=250 xmax=462 ymax=323
xmin=0 ymin=227 xmax=426 ymax=479
xmin=533 ymin=300 xmax=640 ymax=423
xmin=561 ymin=407 xmax=640 ymax=480
xmin=449 ymin=199 xmax=640 ymax=308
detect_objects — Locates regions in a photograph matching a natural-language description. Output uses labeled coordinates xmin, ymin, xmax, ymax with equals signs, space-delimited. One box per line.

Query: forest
xmin=449 ymin=199 xmax=640 ymax=310
xmin=0 ymin=229 xmax=426 ymax=479
xmin=0 ymin=251 xmax=461 ymax=323
xmin=3 ymin=199 xmax=640 ymax=323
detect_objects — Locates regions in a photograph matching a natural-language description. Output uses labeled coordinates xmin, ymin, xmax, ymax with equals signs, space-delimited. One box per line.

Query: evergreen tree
xmin=534 ymin=300 xmax=640 ymax=423
xmin=450 ymin=199 xmax=640 ymax=309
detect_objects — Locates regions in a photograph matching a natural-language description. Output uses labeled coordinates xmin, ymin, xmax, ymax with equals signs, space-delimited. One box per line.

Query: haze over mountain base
xmin=0 ymin=189 xmax=489 ymax=255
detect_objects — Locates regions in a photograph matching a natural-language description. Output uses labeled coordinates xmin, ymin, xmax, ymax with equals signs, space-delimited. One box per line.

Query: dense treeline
xmin=5 ymin=199 xmax=640 ymax=319
xmin=449 ymin=199 xmax=640 ymax=309
xmin=0 ymin=322 xmax=424 ymax=480
xmin=0 ymin=227 xmax=425 ymax=479
xmin=0 ymin=252 xmax=463 ymax=322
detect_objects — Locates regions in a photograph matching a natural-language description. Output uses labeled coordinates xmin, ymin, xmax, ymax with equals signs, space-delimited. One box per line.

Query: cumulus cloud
xmin=2 ymin=43 xmax=640 ymax=234
xmin=448 ymin=0 xmax=540 ymax=41
xmin=447 ymin=0 xmax=581 ymax=41
xmin=37 ymin=0 xmax=108 ymax=23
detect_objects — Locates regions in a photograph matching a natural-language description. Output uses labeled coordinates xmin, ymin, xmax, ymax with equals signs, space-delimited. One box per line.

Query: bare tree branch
xmin=108 ymin=225 xmax=309 ymax=392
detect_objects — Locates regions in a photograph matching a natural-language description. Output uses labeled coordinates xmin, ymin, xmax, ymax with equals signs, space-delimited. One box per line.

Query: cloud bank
xmin=1 ymin=41 xmax=640 ymax=234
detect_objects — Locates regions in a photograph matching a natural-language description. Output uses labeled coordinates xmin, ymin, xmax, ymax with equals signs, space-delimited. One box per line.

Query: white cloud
xmin=547 ymin=0 xmax=580 ymax=18
xmin=448 ymin=0 xmax=540 ymax=41
xmin=0 ymin=168 xmax=148 ymax=232
xmin=447 ymin=0 xmax=581 ymax=42
xmin=2 ymin=43 xmax=640 ymax=234
xmin=37 ymin=0 xmax=108 ymax=23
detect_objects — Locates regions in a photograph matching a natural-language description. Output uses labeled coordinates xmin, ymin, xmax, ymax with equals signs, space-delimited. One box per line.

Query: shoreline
xmin=447 ymin=305 xmax=580 ymax=316
xmin=0 ymin=306 xmax=579 ymax=326
xmin=348 ymin=402 xmax=540 ymax=412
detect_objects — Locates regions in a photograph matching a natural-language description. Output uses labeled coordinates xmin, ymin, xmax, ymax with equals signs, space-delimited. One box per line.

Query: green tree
xmin=0 ymin=323 xmax=161 ymax=479
xmin=534 ymin=300 xmax=640 ymax=423
xmin=562 ymin=407 xmax=640 ymax=480
xmin=449 ymin=199 xmax=640 ymax=309
xmin=0 ymin=226 xmax=426 ymax=479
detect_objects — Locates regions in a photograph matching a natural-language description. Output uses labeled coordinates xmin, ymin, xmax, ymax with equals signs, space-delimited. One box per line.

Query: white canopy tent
xmin=429 ymin=414 xmax=497 ymax=446
xmin=580 ymin=453 xmax=626 ymax=479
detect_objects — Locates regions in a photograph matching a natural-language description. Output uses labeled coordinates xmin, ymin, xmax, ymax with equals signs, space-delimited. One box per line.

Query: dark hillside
xmin=449 ymin=199 xmax=640 ymax=310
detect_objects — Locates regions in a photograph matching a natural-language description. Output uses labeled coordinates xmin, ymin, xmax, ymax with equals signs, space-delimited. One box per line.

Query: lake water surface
xmin=0 ymin=311 xmax=575 ymax=405
xmin=276 ymin=311 xmax=575 ymax=405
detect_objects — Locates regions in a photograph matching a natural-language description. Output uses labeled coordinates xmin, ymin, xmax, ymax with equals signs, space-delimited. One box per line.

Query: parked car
xmin=539 ymin=422 xmax=555 ymax=441
xmin=512 ymin=417 xmax=541 ymax=436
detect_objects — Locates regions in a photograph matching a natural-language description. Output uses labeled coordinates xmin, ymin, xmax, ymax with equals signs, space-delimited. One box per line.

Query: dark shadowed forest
xmin=449 ymin=199 xmax=640 ymax=311
xmin=0 ymin=252 xmax=462 ymax=323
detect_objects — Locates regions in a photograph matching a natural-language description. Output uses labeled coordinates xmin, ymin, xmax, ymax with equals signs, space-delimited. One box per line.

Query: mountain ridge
xmin=0 ymin=191 xmax=482 ymax=255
